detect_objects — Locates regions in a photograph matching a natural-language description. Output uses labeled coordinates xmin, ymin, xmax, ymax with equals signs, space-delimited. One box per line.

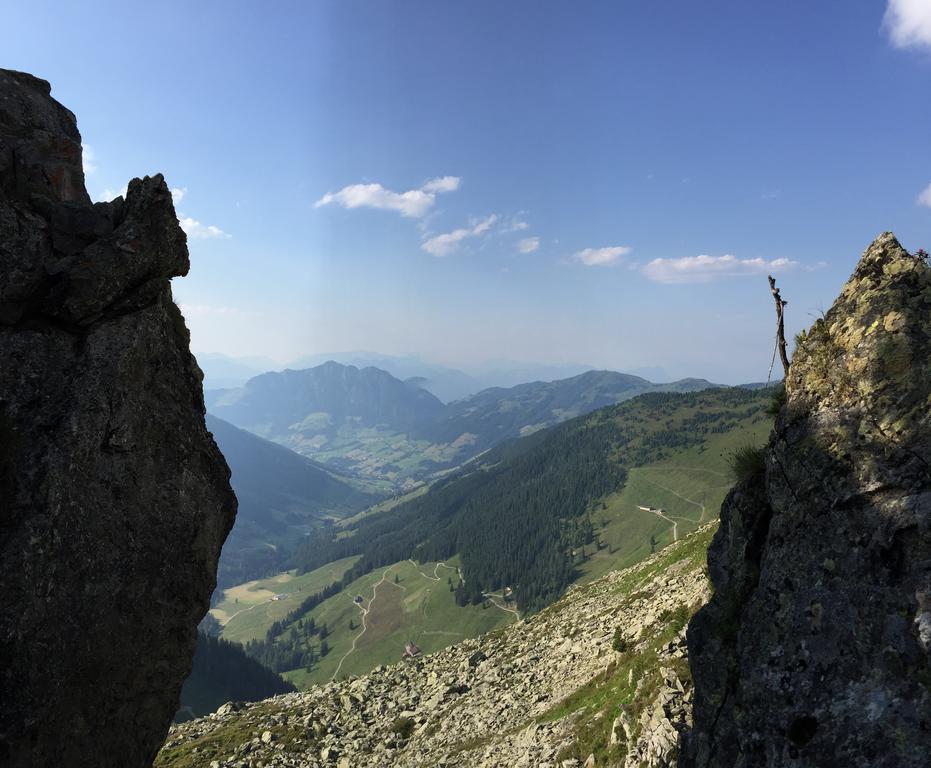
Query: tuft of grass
xmin=390 ymin=716 xmax=415 ymax=740
xmin=611 ymin=627 xmax=627 ymax=653
xmin=730 ymin=445 xmax=765 ymax=484
xmin=765 ymin=385 xmax=786 ymax=417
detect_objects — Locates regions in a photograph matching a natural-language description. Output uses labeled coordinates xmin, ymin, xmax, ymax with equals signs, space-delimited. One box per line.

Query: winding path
xmin=408 ymin=559 xmax=440 ymax=581
xmin=481 ymin=592 xmax=520 ymax=616
xmin=647 ymin=507 xmax=681 ymax=541
xmin=330 ymin=565 xmax=403 ymax=681
xmin=638 ymin=468 xmax=734 ymax=533
xmin=218 ymin=598 xmax=272 ymax=625
xmin=411 ymin=560 xmax=516 ymax=617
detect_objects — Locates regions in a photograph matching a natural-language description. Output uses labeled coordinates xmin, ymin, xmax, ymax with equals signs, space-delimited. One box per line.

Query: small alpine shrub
xmin=730 ymin=444 xmax=766 ymax=483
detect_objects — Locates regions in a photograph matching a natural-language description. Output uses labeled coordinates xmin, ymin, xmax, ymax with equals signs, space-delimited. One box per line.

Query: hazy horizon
xmin=6 ymin=1 xmax=930 ymax=384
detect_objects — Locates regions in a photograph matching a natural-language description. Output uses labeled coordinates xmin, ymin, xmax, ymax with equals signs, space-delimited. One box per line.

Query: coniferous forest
xmin=177 ymin=632 xmax=296 ymax=719
xmin=289 ymin=387 xmax=770 ymax=612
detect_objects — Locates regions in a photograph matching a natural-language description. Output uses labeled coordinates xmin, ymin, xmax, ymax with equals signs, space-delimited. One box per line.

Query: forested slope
xmin=291 ymin=387 xmax=772 ymax=612
xmin=177 ymin=632 xmax=296 ymax=720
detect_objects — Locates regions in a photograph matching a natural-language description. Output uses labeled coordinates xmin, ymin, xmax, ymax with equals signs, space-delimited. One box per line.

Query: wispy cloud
xmin=642 ymin=254 xmax=798 ymax=284
xmin=422 ymin=214 xmax=498 ymax=257
xmin=179 ymin=216 xmax=231 ymax=240
xmin=503 ymin=215 xmax=530 ymax=232
xmin=171 ymin=187 xmax=187 ymax=205
xmin=917 ymin=181 xmax=931 ymax=208
xmin=420 ymin=176 xmax=461 ymax=194
xmin=82 ymin=145 xmax=97 ymax=175
xmin=572 ymin=246 xmax=632 ymax=267
xmin=315 ymin=176 xmax=461 ymax=218
xmin=884 ymin=0 xmax=931 ymax=49
xmin=517 ymin=237 xmax=540 ymax=254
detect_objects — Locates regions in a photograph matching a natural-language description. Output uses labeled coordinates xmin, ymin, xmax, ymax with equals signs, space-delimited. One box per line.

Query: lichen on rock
xmin=0 ymin=68 xmax=236 ymax=767
xmin=682 ymin=232 xmax=931 ymax=767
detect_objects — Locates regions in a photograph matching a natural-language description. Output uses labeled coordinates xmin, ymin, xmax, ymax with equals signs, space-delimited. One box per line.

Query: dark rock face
xmin=0 ymin=69 xmax=237 ymax=767
xmin=682 ymin=233 xmax=931 ymax=767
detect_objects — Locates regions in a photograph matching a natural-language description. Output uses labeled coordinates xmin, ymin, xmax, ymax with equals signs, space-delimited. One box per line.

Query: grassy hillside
xmin=157 ymin=523 xmax=717 ymax=768
xmin=211 ymin=555 xmax=362 ymax=644
xmin=578 ymin=414 xmax=772 ymax=583
xmin=279 ymin=556 xmax=516 ymax=687
xmin=291 ymin=386 xmax=775 ymax=612
xmin=214 ymin=554 xmax=514 ymax=687
xmin=210 ymin=387 xmax=774 ymax=689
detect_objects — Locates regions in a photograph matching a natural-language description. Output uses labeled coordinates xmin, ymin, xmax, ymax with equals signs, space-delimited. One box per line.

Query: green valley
xmin=205 ymin=361 xmax=719 ymax=488
xmin=210 ymin=385 xmax=776 ymax=689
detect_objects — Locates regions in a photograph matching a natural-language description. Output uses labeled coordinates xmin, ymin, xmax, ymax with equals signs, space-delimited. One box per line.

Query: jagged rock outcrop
xmin=683 ymin=233 xmax=931 ymax=767
xmin=0 ymin=69 xmax=237 ymax=767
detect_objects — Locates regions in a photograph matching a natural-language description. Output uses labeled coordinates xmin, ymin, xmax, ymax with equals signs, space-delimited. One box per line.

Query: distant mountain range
xmin=197 ymin=351 xmax=614 ymax=402
xmin=205 ymin=362 xmax=717 ymax=488
xmin=423 ymin=370 xmax=717 ymax=452
xmin=206 ymin=414 xmax=375 ymax=586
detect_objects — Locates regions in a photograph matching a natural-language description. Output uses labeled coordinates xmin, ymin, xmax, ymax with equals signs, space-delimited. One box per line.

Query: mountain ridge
xmin=206 ymin=362 xmax=719 ymax=487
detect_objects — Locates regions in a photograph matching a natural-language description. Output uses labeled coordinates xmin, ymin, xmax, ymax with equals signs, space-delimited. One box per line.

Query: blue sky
xmin=6 ymin=0 xmax=931 ymax=382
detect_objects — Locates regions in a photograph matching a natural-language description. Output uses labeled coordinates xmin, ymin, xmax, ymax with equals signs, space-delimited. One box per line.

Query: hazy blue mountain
xmin=207 ymin=413 xmax=376 ymax=585
xmin=206 ymin=362 xmax=717 ymax=489
xmin=464 ymin=360 xmax=594 ymax=391
xmin=421 ymin=370 xmax=716 ymax=452
xmin=206 ymin=363 xmax=448 ymax=488
xmin=286 ymin=352 xmax=479 ymax=402
xmin=207 ymin=362 xmax=445 ymax=437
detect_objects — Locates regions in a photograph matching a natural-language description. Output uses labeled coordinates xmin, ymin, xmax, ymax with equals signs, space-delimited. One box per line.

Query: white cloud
xmin=917 ymin=182 xmax=931 ymax=208
xmin=884 ymin=0 xmax=931 ymax=48
xmin=517 ymin=237 xmax=540 ymax=254
xmin=422 ymin=214 xmax=498 ymax=257
xmin=171 ymin=187 xmax=187 ymax=205
xmin=503 ymin=216 xmax=530 ymax=232
xmin=421 ymin=176 xmax=461 ymax=193
xmin=315 ymin=175 xmax=460 ymax=218
xmin=572 ymin=246 xmax=632 ymax=266
xmin=82 ymin=145 xmax=97 ymax=174
xmin=641 ymin=254 xmax=798 ymax=284
xmin=179 ymin=216 xmax=231 ymax=240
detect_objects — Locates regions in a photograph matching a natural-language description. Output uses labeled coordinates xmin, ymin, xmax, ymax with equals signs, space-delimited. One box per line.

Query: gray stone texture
xmin=682 ymin=233 xmax=931 ymax=767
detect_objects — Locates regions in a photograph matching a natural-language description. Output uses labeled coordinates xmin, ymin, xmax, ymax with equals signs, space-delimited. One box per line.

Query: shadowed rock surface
xmin=682 ymin=233 xmax=931 ymax=767
xmin=0 ymin=68 xmax=237 ymax=767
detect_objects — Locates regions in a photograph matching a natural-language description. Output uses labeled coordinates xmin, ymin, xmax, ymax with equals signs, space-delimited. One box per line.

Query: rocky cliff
xmin=0 ymin=69 xmax=237 ymax=766
xmin=683 ymin=233 xmax=931 ymax=767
